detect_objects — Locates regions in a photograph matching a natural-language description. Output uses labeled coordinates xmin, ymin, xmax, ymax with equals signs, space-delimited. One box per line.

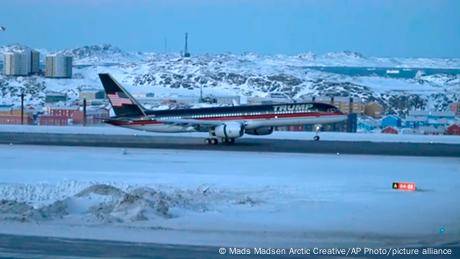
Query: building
xmin=79 ymin=88 xmax=106 ymax=103
xmin=41 ymin=106 xmax=85 ymax=125
xmin=249 ymin=93 xmax=293 ymax=105
xmin=449 ymin=103 xmax=460 ymax=116
xmin=70 ymin=107 xmax=108 ymax=125
xmin=0 ymin=104 xmax=15 ymax=114
xmin=0 ymin=114 xmax=33 ymax=125
xmin=364 ymin=102 xmax=384 ymax=118
xmin=215 ymin=96 xmax=240 ymax=106
xmin=382 ymin=126 xmax=398 ymax=134
xmin=446 ymin=124 xmax=460 ymax=135
xmin=0 ymin=106 xmax=34 ymax=125
xmin=409 ymin=110 xmax=455 ymax=120
xmin=404 ymin=110 xmax=456 ymax=129
xmin=45 ymin=106 xmax=109 ymax=125
xmin=404 ymin=116 xmax=428 ymax=128
xmin=3 ymin=51 xmax=31 ymax=76
xmin=30 ymin=50 xmax=40 ymax=74
xmin=38 ymin=115 xmax=68 ymax=126
xmin=358 ymin=117 xmax=379 ymax=132
xmin=400 ymin=128 xmax=417 ymax=135
xmin=45 ymin=55 xmax=73 ymax=78
xmin=45 ymin=91 xmax=67 ymax=103
xmin=417 ymin=125 xmax=446 ymax=135
xmin=3 ymin=49 xmax=40 ymax=76
xmin=301 ymin=96 xmax=364 ymax=115
xmin=333 ymin=97 xmax=364 ymax=115
xmin=47 ymin=106 xmax=80 ymax=118
xmin=381 ymin=115 xmax=401 ymax=128
xmin=71 ymin=110 xmax=85 ymax=124
xmin=85 ymin=107 xmax=110 ymax=124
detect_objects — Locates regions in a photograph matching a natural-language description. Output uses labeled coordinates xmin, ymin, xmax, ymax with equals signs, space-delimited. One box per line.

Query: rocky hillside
xmin=0 ymin=44 xmax=459 ymax=116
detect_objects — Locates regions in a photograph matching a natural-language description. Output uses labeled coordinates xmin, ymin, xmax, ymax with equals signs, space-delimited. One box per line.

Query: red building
xmin=39 ymin=115 xmax=68 ymax=126
xmin=87 ymin=108 xmax=110 ymax=124
xmin=381 ymin=126 xmax=398 ymax=134
xmin=446 ymin=124 xmax=460 ymax=135
xmin=450 ymin=103 xmax=460 ymax=115
xmin=71 ymin=110 xmax=85 ymax=124
xmin=0 ymin=114 xmax=33 ymax=125
xmin=48 ymin=106 xmax=80 ymax=117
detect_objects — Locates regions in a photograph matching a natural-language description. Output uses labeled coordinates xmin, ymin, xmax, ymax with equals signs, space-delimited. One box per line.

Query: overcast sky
xmin=0 ymin=0 xmax=459 ymax=57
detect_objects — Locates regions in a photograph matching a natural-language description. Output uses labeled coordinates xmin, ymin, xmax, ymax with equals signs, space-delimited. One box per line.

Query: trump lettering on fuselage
xmin=273 ymin=104 xmax=312 ymax=112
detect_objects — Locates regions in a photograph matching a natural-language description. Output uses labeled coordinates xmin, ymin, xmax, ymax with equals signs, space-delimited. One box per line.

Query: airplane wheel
xmin=313 ymin=136 xmax=320 ymax=141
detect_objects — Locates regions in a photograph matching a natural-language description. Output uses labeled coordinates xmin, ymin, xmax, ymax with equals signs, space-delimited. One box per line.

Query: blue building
xmin=358 ymin=118 xmax=379 ymax=132
xmin=381 ymin=115 xmax=401 ymax=128
xmin=404 ymin=111 xmax=456 ymax=129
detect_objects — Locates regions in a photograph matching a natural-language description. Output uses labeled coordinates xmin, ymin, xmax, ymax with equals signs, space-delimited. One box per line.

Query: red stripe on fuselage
xmin=107 ymin=112 xmax=344 ymax=126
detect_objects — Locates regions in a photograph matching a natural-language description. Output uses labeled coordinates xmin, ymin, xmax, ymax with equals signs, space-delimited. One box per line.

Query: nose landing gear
xmin=313 ymin=124 xmax=322 ymax=141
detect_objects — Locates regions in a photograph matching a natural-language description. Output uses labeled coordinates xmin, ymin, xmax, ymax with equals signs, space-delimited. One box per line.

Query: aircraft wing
xmin=157 ymin=118 xmax=236 ymax=128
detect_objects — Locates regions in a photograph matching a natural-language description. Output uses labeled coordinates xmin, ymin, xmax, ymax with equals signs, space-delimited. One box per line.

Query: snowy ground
xmin=0 ymin=144 xmax=459 ymax=248
xmin=1 ymin=124 xmax=460 ymax=144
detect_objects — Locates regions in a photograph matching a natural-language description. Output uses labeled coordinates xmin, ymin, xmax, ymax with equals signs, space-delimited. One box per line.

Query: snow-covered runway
xmin=0 ymin=144 xmax=459 ymax=248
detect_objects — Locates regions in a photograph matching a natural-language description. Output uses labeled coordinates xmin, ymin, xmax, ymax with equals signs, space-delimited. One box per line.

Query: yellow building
xmin=364 ymin=102 xmax=384 ymax=118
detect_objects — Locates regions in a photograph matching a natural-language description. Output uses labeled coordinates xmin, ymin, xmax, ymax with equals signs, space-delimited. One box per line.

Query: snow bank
xmin=0 ymin=145 xmax=459 ymax=247
xmin=0 ymin=184 xmax=226 ymax=224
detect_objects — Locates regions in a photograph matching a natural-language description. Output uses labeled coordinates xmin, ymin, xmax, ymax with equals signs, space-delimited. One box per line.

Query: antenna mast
xmin=183 ymin=32 xmax=191 ymax=57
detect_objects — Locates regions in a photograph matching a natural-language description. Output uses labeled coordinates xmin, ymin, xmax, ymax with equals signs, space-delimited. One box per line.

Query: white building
xmin=3 ymin=51 xmax=31 ymax=76
xmin=45 ymin=55 xmax=73 ymax=78
xmin=3 ymin=49 xmax=41 ymax=76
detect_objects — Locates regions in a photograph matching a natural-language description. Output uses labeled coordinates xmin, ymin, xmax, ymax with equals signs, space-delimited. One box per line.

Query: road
xmin=0 ymin=234 xmax=239 ymax=259
xmin=1 ymin=132 xmax=459 ymax=157
xmin=1 ymin=234 xmax=458 ymax=258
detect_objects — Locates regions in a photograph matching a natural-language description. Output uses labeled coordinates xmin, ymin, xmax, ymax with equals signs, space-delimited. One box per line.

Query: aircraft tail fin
xmin=98 ymin=73 xmax=146 ymax=117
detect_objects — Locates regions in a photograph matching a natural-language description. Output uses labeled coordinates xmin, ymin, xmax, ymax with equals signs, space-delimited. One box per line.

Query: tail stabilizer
xmin=99 ymin=73 xmax=146 ymax=117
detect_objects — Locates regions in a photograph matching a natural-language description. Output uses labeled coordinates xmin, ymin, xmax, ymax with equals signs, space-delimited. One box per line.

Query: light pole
xmin=20 ymin=92 xmax=24 ymax=125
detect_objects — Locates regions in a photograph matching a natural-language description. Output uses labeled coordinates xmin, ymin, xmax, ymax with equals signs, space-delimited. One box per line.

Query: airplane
xmin=99 ymin=73 xmax=347 ymax=144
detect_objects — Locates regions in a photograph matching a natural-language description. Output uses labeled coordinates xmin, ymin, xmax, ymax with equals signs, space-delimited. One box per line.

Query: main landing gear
xmin=205 ymin=138 xmax=218 ymax=145
xmin=204 ymin=138 xmax=236 ymax=145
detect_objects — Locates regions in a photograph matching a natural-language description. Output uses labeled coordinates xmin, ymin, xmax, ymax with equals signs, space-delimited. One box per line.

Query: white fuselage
xmin=113 ymin=113 xmax=347 ymax=133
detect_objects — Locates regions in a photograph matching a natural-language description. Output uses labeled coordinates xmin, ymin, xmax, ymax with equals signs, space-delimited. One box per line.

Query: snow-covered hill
xmin=57 ymin=44 xmax=145 ymax=65
xmin=0 ymin=44 xmax=459 ymax=116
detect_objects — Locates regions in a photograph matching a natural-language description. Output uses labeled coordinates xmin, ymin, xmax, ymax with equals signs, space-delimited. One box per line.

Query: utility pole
xmin=183 ymin=32 xmax=190 ymax=57
xmin=200 ymin=84 xmax=203 ymax=102
xmin=83 ymin=98 xmax=87 ymax=126
xmin=20 ymin=93 xmax=24 ymax=125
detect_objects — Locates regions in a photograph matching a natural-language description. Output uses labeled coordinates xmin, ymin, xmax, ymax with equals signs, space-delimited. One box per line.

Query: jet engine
xmin=214 ymin=122 xmax=244 ymax=138
xmin=245 ymin=127 xmax=274 ymax=136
